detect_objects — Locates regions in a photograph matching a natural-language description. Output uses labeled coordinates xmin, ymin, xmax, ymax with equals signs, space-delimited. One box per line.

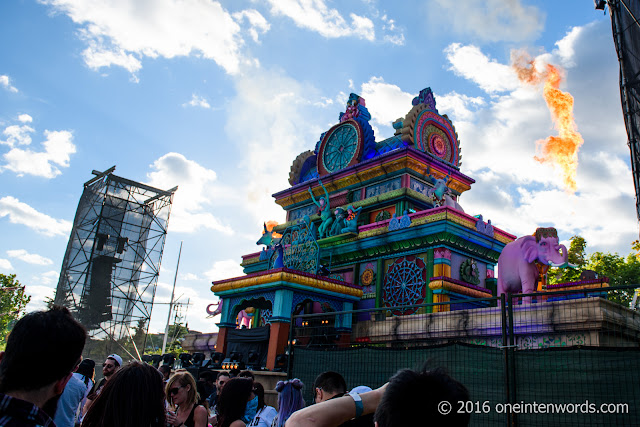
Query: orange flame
xmin=512 ymin=51 xmax=584 ymax=193
xmin=264 ymin=220 xmax=282 ymax=239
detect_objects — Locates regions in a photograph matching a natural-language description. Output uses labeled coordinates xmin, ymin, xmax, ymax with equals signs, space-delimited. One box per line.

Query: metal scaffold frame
xmin=604 ymin=0 xmax=640 ymax=220
xmin=55 ymin=166 xmax=177 ymax=356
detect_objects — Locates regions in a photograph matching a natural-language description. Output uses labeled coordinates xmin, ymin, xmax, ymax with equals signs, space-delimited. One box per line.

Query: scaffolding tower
xmin=55 ymin=166 xmax=177 ymax=356
xmin=599 ymin=0 xmax=640 ymax=221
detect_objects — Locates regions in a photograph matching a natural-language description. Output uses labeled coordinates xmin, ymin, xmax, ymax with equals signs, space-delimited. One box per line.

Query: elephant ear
xmin=522 ymin=237 xmax=538 ymax=263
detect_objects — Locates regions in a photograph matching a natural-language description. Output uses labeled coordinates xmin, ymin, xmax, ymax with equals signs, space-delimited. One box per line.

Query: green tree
xmin=547 ymin=235 xmax=586 ymax=285
xmin=587 ymin=251 xmax=640 ymax=306
xmin=0 ymin=274 xmax=31 ymax=349
xmin=546 ymin=237 xmax=640 ymax=307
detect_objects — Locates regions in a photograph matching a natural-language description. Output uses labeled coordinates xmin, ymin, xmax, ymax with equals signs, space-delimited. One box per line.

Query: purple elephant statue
xmin=497 ymin=227 xmax=572 ymax=302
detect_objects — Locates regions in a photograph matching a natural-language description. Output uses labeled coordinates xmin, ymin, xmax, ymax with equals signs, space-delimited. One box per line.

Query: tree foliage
xmin=0 ymin=274 xmax=31 ymax=349
xmin=547 ymin=237 xmax=640 ymax=307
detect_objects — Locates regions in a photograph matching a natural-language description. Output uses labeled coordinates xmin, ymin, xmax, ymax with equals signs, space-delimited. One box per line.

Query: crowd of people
xmin=0 ymin=307 xmax=471 ymax=427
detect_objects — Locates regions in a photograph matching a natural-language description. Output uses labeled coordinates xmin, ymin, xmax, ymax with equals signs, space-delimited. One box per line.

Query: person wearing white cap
xmin=82 ymin=354 xmax=122 ymax=416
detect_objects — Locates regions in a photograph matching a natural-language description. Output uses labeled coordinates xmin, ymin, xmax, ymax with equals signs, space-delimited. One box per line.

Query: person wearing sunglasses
xmin=165 ymin=371 xmax=208 ymax=427
xmin=83 ymin=354 xmax=122 ymax=416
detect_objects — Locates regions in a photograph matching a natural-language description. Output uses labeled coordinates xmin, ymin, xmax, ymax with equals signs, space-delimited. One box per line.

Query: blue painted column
xmin=271 ymin=289 xmax=294 ymax=322
xmin=335 ymin=302 xmax=353 ymax=330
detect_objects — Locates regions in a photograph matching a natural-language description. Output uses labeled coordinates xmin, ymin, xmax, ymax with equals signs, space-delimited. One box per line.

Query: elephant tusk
xmin=547 ymin=261 xmax=578 ymax=268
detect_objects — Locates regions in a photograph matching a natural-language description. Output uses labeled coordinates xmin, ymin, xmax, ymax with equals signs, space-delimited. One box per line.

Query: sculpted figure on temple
xmin=308 ymin=180 xmax=333 ymax=238
xmin=330 ymin=207 xmax=346 ymax=236
xmin=341 ymin=205 xmax=363 ymax=234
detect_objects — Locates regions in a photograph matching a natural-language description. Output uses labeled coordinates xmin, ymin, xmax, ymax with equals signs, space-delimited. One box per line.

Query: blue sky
xmin=1 ymin=0 xmax=636 ymax=335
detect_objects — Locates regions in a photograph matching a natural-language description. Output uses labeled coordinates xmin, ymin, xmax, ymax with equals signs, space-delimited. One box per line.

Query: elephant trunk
xmin=548 ymin=244 xmax=576 ymax=268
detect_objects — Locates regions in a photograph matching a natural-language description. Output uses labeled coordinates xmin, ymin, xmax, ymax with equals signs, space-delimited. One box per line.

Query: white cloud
xmin=182 ymin=94 xmax=211 ymax=109
xmin=232 ymin=9 xmax=270 ymax=43
xmin=266 ymin=0 xmax=374 ymax=41
xmin=38 ymin=270 xmax=60 ymax=286
xmin=204 ymin=259 xmax=244 ymax=282
xmin=445 ymin=43 xmax=520 ymax=94
xmin=7 ymin=249 xmax=54 ymax=266
xmin=359 ymin=77 xmax=413 ymax=139
xmin=451 ymin=21 xmax=637 ymax=255
xmin=436 ymin=92 xmax=485 ymax=122
xmin=1 ymin=124 xmax=35 ymax=147
xmin=0 ymin=75 xmax=18 ymax=93
xmin=358 ymin=78 xmax=485 ymax=139
xmin=146 ymin=152 xmax=234 ymax=234
xmin=40 ymin=0 xmax=260 ymax=76
xmin=226 ymin=68 xmax=327 ymax=225
xmin=18 ymin=114 xmax=33 ymax=123
xmin=2 ymin=129 xmax=76 ymax=178
xmin=381 ymin=14 xmax=404 ymax=46
xmin=0 ymin=259 xmax=14 ymax=270
xmin=429 ymin=0 xmax=544 ymax=42
xmin=24 ymin=284 xmax=56 ymax=313
xmin=0 ymin=196 xmax=72 ymax=237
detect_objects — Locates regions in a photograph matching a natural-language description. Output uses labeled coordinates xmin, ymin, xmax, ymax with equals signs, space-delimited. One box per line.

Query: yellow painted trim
xmin=433 ymin=264 xmax=451 ymax=277
xmin=275 ymin=156 xmax=472 ymax=209
xmin=211 ymin=270 xmax=363 ymax=298
xmin=429 ymin=278 xmax=492 ymax=299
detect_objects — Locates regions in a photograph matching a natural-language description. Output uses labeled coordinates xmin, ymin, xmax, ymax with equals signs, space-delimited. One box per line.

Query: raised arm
xmin=285 ymin=384 xmax=387 ymax=427
xmin=319 ymin=180 xmax=330 ymax=206
xmin=308 ymin=186 xmax=319 ymax=207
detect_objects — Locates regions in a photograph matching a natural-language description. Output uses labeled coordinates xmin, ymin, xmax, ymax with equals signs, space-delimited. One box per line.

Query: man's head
xmin=374 ymin=367 xmax=470 ymax=427
xmin=0 ymin=306 xmax=86 ymax=396
xmin=158 ymin=364 xmax=171 ymax=381
xmin=102 ymin=354 xmax=122 ymax=379
xmin=216 ymin=371 xmax=230 ymax=394
xmin=238 ymin=370 xmax=255 ymax=382
xmin=313 ymin=371 xmax=347 ymax=403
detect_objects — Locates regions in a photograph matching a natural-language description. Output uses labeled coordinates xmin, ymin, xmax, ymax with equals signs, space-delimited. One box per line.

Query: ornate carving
xmin=460 ymin=259 xmax=480 ymax=285
xmin=412 ymin=87 xmax=437 ymax=110
xmin=375 ymin=210 xmax=392 ymax=222
xmin=434 ymin=248 xmax=452 ymax=260
xmin=383 ymin=256 xmax=427 ymax=315
xmin=288 ymin=150 xmax=317 ymax=186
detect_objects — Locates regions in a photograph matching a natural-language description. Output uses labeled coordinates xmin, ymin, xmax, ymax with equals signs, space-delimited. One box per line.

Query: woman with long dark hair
xmin=248 ymin=382 xmax=276 ymax=427
xmin=272 ymin=379 xmax=305 ymax=427
xmin=82 ymin=361 xmax=166 ymax=427
xmin=165 ymin=371 xmax=208 ymax=427
xmin=216 ymin=377 xmax=254 ymax=427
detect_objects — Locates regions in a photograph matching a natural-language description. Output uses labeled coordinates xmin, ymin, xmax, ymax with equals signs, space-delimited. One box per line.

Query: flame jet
xmin=512 ymin=51 xmax=584 ymax=193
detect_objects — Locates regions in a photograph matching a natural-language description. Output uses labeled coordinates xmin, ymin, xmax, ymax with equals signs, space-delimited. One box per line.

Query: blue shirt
xmin=53 ymin=374 xmax=90 ymax=427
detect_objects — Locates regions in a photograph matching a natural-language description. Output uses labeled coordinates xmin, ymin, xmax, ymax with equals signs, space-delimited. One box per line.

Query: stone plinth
xmin=354 ymin=297 xmax=640 ymax=349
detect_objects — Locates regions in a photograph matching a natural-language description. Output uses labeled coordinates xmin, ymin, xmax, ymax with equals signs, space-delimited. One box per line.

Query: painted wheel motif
xmin=383 ymin=256 xmax=427 ymax=315
xmin=317 ymin=121 xmax=363 ymax=175
xmin=413 ymin=109 xmax=459 ymax=166
xmin=361 ymin=268 xmax=375 ymax=286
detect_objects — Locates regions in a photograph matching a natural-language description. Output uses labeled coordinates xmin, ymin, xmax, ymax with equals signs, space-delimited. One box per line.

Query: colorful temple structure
xmin=210 ymin=88 xmax=616 ymax=370
xmin=210 ymin=88 xmax=524 ymax=369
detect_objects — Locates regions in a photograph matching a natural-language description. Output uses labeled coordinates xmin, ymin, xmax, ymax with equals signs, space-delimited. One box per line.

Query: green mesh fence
xmin=291 ymin=343 xmax=507 ymax=426
xmin=288 ymin=287 xmax=640 ymax=426
xmin=513 ymin=347 xmax=640 ymax=426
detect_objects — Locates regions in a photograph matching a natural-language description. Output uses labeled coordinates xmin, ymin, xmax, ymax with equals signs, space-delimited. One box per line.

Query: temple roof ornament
xmin=288 ymin=87 xmax=462 ymax=187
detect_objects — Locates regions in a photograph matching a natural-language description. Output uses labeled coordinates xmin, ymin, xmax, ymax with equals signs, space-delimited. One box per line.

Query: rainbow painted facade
xmin=211 ymin=87 xmax=521 ymax=369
